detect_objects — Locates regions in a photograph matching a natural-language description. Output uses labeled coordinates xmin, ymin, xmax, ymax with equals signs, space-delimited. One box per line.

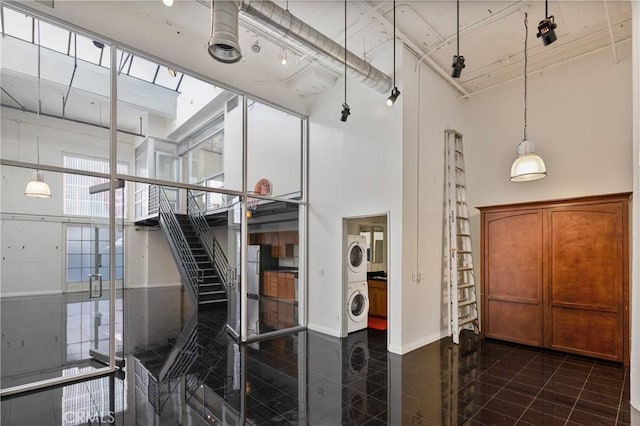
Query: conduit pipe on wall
xmin=238 ymin=0 xmax=393 ymax=94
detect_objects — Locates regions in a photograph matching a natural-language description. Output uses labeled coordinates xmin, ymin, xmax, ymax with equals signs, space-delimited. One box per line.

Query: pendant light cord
xmin=36 ymin=20 xmax=41 ymax=167
xmin=344 ymin=0 xmax=347 ymax=104
xmin=545 ymin=0 xmax=548 ymax=19
xmin=456 ymin=0 xmax=460 ymax=56
xmin=392 ymin=0 xmax=396 ymax=86
xmin=523 ymin=11 xmax=528 ymax=141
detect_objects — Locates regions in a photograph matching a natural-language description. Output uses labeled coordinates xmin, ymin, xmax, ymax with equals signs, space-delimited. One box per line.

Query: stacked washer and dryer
xmin=346 ymin=235 xmax=370 ymax=333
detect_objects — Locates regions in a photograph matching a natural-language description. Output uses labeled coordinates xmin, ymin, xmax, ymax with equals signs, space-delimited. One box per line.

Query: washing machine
xmin=347 ymin=281 xmax=369 ymax=333
xmin=347 ymin=235 xmax=367 ymax=283
xmin=343 ymin=331 xmax=369 ymax=424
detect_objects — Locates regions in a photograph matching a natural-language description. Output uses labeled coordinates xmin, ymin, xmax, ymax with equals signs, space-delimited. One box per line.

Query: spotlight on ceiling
xmin=279 ymin=48 xmax=288 ymax=65
xmin=386 ymin=87 xmax=401 ymax=107
xmin=451 ymin=0 xmax=465 ymax=79
xmin=537 ymin=0 xmax=557 ymax=46
xmin=92 ymin=40 xmax=105 ymax=49
xmin=167 ymin=68 xmax=177 ymax=77
xmin=451 ymin=55 xmax=466 ymax=79
xmin=536 ymin=16 xmax=557 ymax=46
xmin=251 ymin=36 xmax=261 ymax=53
xmin=162 ymin=0 xmax=174 ymax=6
xmin=340 ymin=103 xmax=351 ymax=122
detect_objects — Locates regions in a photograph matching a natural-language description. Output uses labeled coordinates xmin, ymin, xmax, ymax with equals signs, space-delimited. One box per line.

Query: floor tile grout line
xmin=512 ymin=351 xmax=568 ymax=424
xmin=615 ymin=366 xmax=628 ymax=425
xmin=563 ymin=360 xmax=595 ymax=426
xmin=469 ymin=346 xmax=545 ymax=423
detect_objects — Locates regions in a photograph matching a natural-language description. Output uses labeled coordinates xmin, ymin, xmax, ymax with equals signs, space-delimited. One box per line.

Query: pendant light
xmin=510 ymin=11 xmax=546 ymax=182
xmin=340 ymin=0 xmax=350 ymax=122
xmin=386 ymin=0 xmax=400 ymax=106
xmin=451 ymin=0 xmax=465 ymax=79
xmin=25 ymin=21 xmax=51 ymax=198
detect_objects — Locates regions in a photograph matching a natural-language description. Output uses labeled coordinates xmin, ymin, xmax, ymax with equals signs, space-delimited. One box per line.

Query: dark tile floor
xmin=1 ymin=288 xmax=635 ymax=425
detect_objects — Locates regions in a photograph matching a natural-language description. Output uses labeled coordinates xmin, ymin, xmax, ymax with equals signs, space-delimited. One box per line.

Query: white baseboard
xmin=391 ymin=330 xmax=447 ymax=355
xmin=0 ymin=289 xmax=62 ymax=298
xmin=308 ymin=323 xmax=342 ymax=338
xmin=132 ymin=282 xmax=181 ymax=288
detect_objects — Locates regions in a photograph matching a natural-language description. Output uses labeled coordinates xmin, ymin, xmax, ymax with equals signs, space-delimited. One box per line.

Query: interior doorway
xmin=343 ymin=214 xmax=389 ymax=339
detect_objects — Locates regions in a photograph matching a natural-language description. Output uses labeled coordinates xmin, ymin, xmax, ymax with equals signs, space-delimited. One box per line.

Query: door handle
xmin=89 ymin=274 xmax=103 ymax=298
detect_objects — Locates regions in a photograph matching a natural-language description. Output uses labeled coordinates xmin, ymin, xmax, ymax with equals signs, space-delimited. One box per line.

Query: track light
xmin=536 ymin=16 xmax=557 ymax=46
xmin=386 ymin=0 xmax=401 ymax=107
xmin=451 ymin=55 xmax=466 ymax=79
xmin=162 ymin=0 xmax=174 ymax=6
xmin=340 ymin=0 xmax=350 ymax=123
xmin=340 ymin=103 xmax=351 ymax=122
xmin=279 ymin=49 xmax=287 ymax=65
xmin=537 ymin=0 xmax=557 ymax=46
xmin=167 ymin=68 xmax=177 ymax=77
xmin=451 ymin=0 xmax=465 ymax=79
xmin=386 ymin=87 xmax=400 ymax=107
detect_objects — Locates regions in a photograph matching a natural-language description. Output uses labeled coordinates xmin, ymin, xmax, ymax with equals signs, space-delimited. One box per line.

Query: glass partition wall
xmin=0 ymin=4 xmax=307 ymax=397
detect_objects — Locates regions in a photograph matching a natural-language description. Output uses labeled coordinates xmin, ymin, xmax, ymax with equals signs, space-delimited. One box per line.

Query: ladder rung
xmin=457 ymin=250 xmax=472 ymax=254
xmin=458 ymin=316 xmax=477 ymax=327
xmin=458 ymin=299 xmax=476 ymax=307
xmin=457 ymin=233 xmax=471 ymax=237
xmin=456 ymin=201 xmax=466 ymax=204
xmin=455 ymin=149 xmax=463 ymax=154
xmin=455 ymin=166 xmax=464 ymax=171
xmin=458 ymin=266 xmax=473 ymax=271
xmin=458 ymin=283 xmax=475 ymax=289
xmin=455 ymin=184 xmax=465 ymax=188
xmin=456 ymin=216 xmax=469 ymax=220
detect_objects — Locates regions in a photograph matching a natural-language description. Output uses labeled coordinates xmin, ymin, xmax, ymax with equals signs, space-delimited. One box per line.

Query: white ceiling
xmin=0 ymin=0 xmax=633 ymax=131
xmin=205 ymin=0 xmax=632 ymax=98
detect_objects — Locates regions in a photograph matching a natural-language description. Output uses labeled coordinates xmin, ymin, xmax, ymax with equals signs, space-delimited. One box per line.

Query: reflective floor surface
xmin=1 ymin=287 xmax=635 ymax=425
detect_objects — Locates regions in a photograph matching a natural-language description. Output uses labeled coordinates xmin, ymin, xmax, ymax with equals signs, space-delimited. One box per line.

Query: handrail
xmin=158 ymin=186 xmax=201 ymax=304
xmin=187 ymin=190 xmax=231 ymax=288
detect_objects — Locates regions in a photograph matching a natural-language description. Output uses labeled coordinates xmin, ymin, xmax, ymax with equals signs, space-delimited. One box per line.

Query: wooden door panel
xmin=486 ymin=300 xmax=542 ymax=346
xmin=486 ymin=210 xmax=542 ymax=303
xmin=549 ymin=206 xmax=622 ymax=309
xmin=551 ymin=307 xmax=621 ymax=361
xmin=486 ymin=211 xmax=543 ymax=301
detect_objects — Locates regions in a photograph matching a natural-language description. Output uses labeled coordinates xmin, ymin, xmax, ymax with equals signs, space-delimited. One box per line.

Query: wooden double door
xmin=479 ymin=193 xmax=630 ymax=363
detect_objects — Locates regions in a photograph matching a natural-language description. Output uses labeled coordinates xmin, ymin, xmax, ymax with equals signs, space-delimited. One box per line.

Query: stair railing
xmin=187 ymin=190 xmax=230 ymax=288
xmin=157 ymin=313 xmax=199 ymax=409
xmin=159 ymin=186 xmax=201 ymax=304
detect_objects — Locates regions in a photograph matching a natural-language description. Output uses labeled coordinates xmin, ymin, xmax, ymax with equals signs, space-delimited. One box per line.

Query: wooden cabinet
xmin=250 ymin=231 xmax=298 ymax=258
xmin=368 ymin=280 xmax=387 ymax=318
xmin=263 ymin=271 xmax=296 ymax=301
xmin=479 ymin=193 xmax=630 ymax=363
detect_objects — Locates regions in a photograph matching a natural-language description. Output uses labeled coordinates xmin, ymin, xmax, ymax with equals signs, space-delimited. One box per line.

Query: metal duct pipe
xmin=239 ymin=1 xmax=393 ymax=94
xmin=208 ymin=0 xmax=243 ymax=63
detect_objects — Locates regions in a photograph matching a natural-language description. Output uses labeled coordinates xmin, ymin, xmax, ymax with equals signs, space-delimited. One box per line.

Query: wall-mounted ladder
xmin=446 ymin=130 xmax=479 ymax=344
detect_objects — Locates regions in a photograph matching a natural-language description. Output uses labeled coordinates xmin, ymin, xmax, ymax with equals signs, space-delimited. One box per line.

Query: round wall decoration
xmin=254 ymin=178 xmax=272 ymax=196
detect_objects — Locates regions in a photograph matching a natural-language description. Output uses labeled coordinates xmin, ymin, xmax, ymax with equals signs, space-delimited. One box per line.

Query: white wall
xmin=306 ymin=49 xmax=402 ymax=342
xmin=399 ymin=49 xmax=468 ymax=354
xmin=464 ymin=46 xmax=633 ymax=331
xmin=465 ymin=47 xmax=632 ymax=209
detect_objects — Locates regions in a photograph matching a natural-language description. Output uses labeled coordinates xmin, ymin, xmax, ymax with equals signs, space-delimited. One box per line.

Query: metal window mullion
xmin=240 ymin=95 xmax=248 ymax=342
xmin=108 ymin=43 xmax=117 ymax=370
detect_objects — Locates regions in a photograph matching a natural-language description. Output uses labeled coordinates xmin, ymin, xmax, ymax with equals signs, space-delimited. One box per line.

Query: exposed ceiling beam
xmin=352 ymin=0 xmax=470 ymax=97
xmin=603 ymin=0 xmax=619 ymax=63
xmin=458 ymin=36 xmax=631 ymax=99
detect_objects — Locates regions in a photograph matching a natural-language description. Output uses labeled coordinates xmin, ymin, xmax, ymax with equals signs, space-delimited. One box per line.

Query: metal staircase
xmin=446 ymin=130 xmax=479 ymax=345
xmin=158 ymin=187 xmax=227 ymax=309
